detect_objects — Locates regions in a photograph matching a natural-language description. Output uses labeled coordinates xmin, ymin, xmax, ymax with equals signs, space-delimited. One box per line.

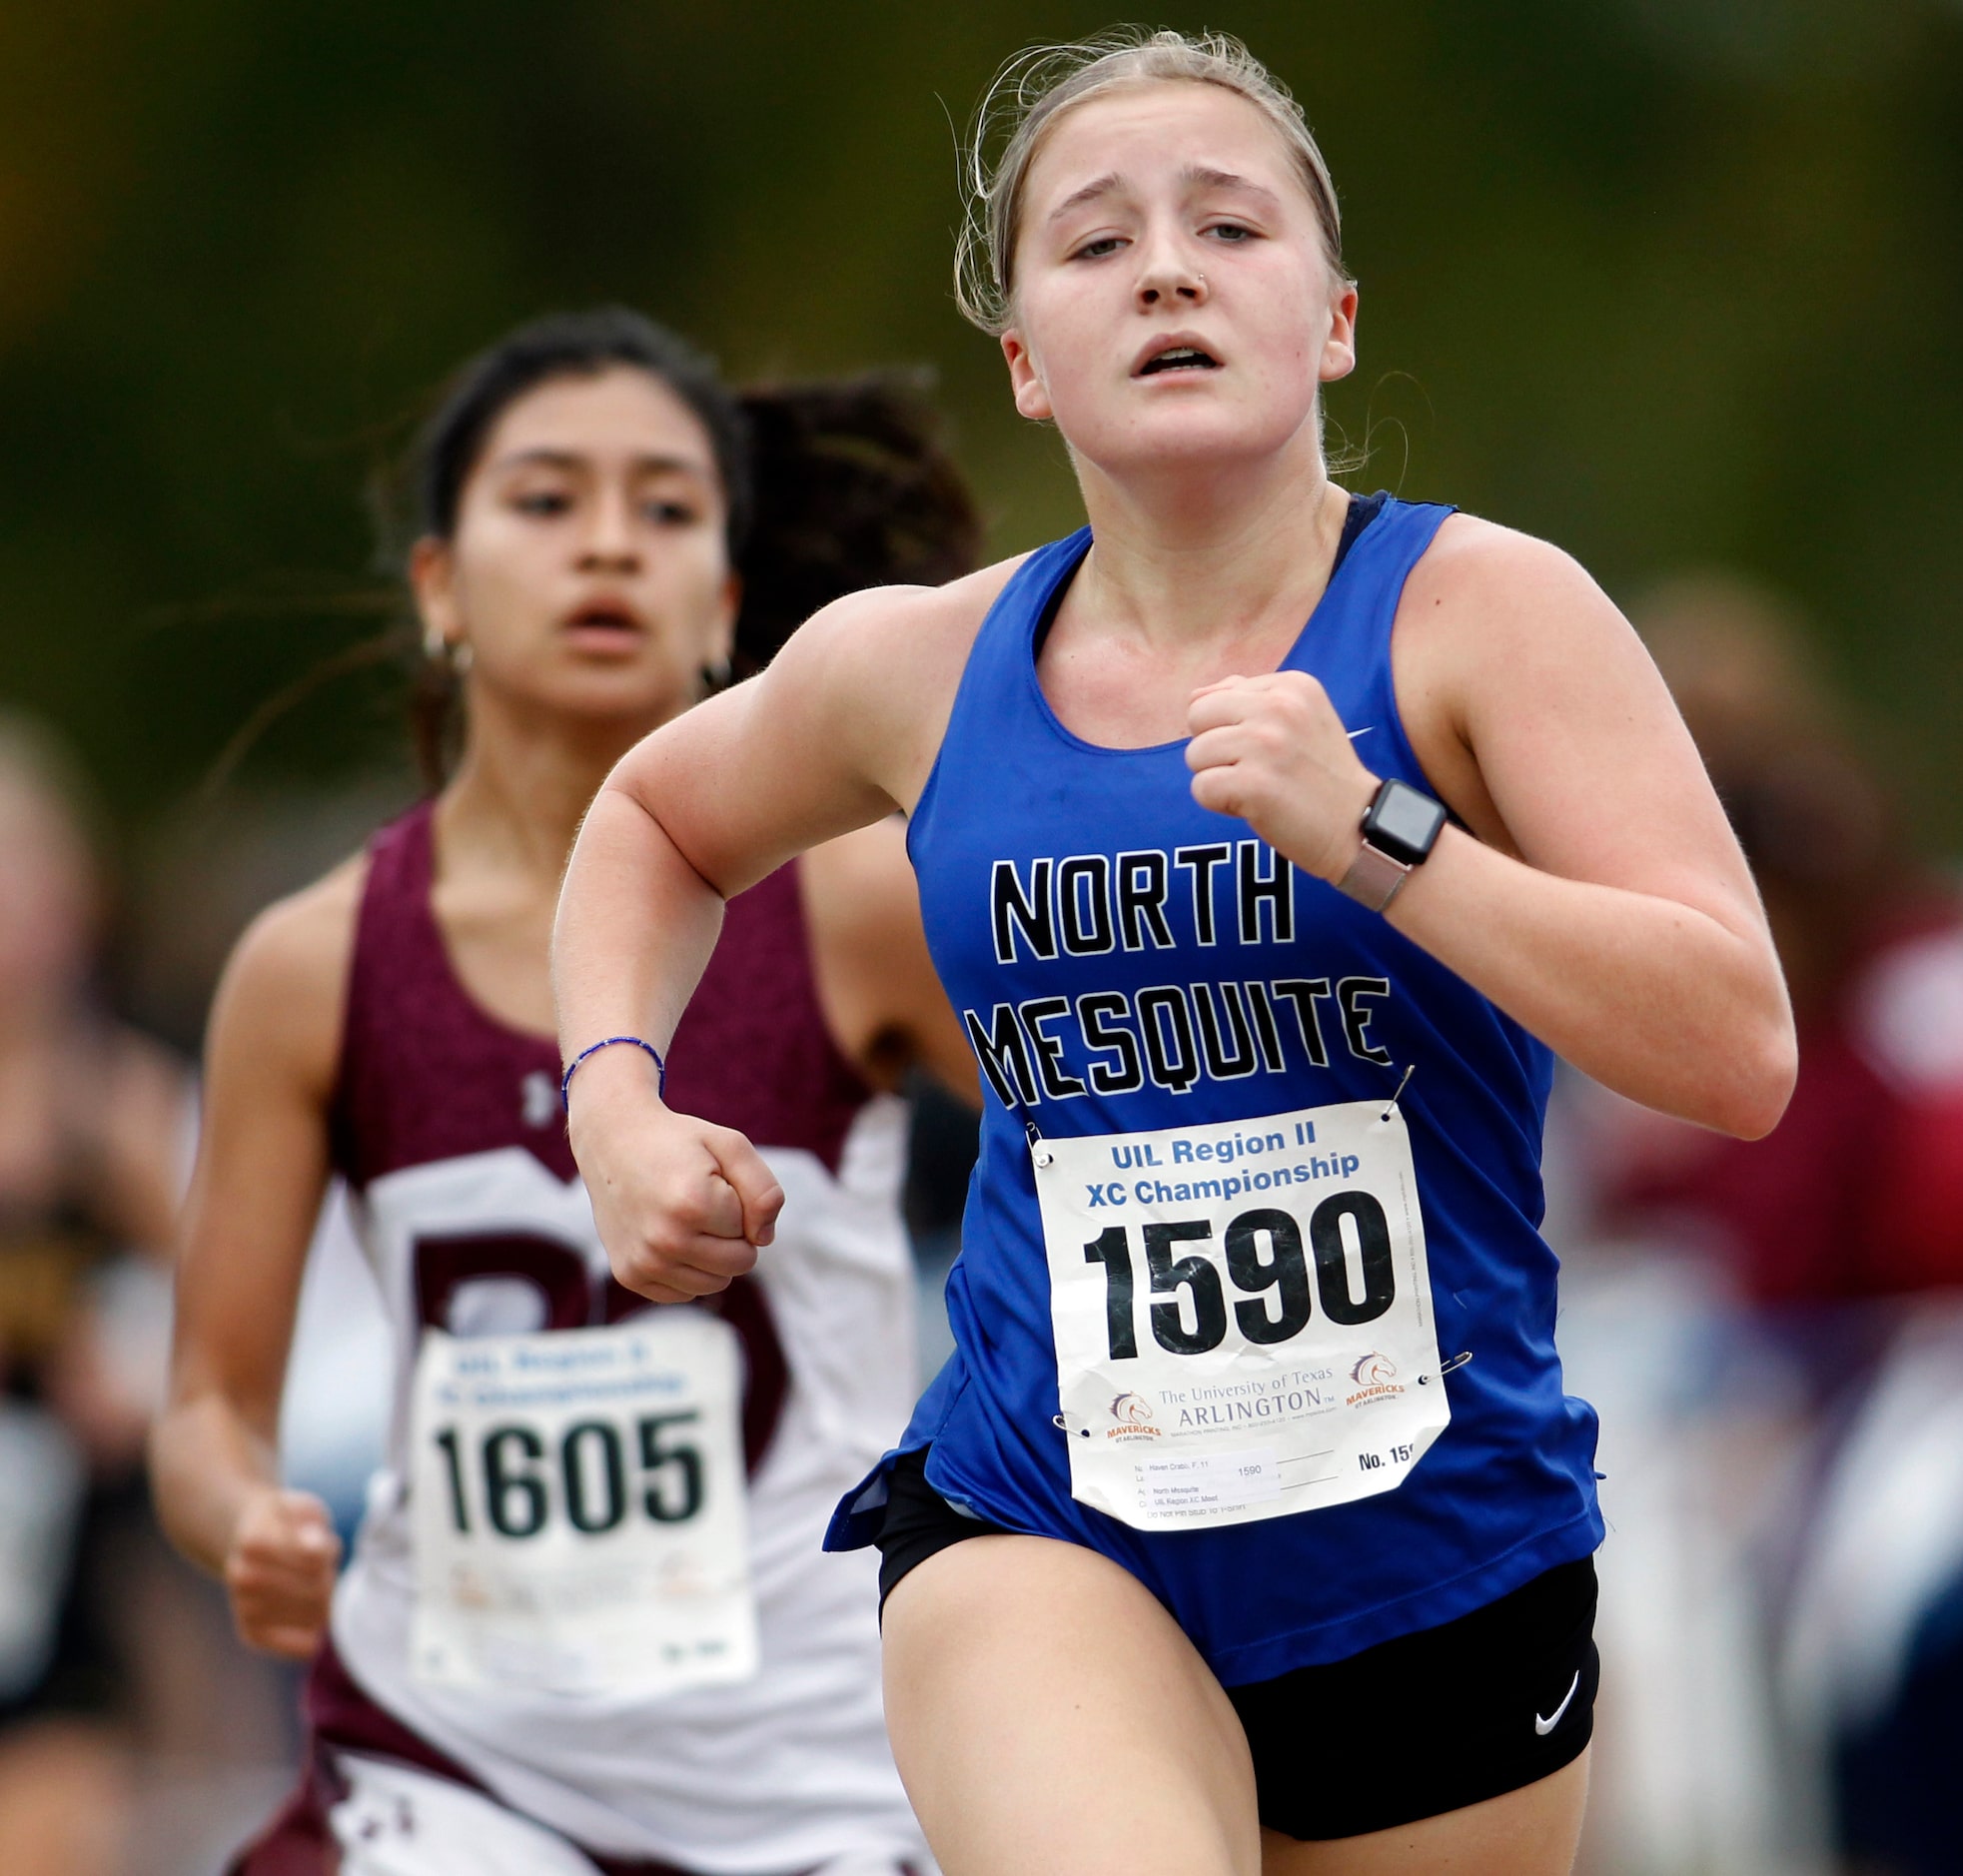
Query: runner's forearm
xmin=150 ymin=1391 xmax=282 ymax=1577
xmin=553 ymin=783 xmax=727 ymax=1088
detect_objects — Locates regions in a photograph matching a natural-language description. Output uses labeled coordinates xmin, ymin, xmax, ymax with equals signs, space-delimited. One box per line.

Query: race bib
xmin=410 ymin=1312 xmax=758 ymax=1699
xmin=1035 ymin=1100 xmax=1450 ymax=1531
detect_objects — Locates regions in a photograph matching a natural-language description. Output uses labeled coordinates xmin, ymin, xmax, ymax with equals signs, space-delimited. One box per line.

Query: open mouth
xmin=564 ymin=604 xmax=641 ymax=636
xmin=1137 ymin=345 xmax=1221 ymax=377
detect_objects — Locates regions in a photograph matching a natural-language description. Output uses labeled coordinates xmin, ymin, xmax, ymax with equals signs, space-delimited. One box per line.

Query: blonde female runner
xmin=554 ymin=34 xmax=1795 ymax=1876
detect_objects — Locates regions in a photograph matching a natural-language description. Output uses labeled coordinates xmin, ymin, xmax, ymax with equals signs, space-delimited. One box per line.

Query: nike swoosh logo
xmin=1534 ymin=1670 xmax=1580 ymax=1736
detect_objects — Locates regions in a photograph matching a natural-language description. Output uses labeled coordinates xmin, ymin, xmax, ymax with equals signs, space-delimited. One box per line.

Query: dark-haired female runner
xmin=153 ymin=309 xmax=976 ymax=1875
xmin=553 ymin=32 xmax=1796 ymax=1876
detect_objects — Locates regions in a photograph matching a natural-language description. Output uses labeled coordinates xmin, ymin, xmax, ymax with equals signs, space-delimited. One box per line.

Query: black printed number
xmin=1083 ymin=1194 xmax=1394 ymax=1362
xmin=639 ymin=1410 xmax=704 ymax=1524
xmin=433 ymin=1411 xmax=704 ymax=1539
xmin=1225 ymin=1209 xmax=1313 ymax=1345
xmin=484 ymin=1425 xmax=548 ymax=1537
xmin=1309 ymin=1192 xmax=1396 ymax=1326
xmin=1082 ymin=1229 xmax=1138 ymax=1360
xmin=562 ymin=1420 xmax=626 ymax=1534
xmin=1145 ymin=1221 xmax=1227 ymax=1355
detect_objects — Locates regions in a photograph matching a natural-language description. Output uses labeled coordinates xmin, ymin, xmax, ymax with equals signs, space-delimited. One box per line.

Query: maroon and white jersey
xmin=323 ymin=803 xmax=925 ymax=1873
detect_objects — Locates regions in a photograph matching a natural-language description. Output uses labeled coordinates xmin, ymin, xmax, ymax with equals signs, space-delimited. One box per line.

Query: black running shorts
xmin=874 ymin=1446 xmax=1597 ymax=1841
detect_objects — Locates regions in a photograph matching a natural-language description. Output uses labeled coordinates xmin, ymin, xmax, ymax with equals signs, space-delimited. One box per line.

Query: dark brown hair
xmin=398 ymin=320 xmax=981 ymax=789
xmin=731 ymin=374 xmax=981 ymax=678
xmin=402 ymin=308 xmax=749 ymax=786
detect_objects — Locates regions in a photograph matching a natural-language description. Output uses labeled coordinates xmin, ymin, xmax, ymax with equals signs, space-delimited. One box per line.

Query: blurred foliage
xmin=3 ymin=0 xmax=1963 ymax=842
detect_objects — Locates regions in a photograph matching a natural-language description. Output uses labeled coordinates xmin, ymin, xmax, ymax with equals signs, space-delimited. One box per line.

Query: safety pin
xmin=1438 ymin=1350 xmax=1473 ymax=1377
xmin=1380 ymin=1063 xmax=1416 ymax=1122
xmin=1013 ymin=1092 xmax=1055 ymax=1167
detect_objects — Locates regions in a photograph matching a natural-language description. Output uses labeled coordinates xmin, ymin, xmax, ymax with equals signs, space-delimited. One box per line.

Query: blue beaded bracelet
xmin=559 ymin=1035 xmax=667 ymax=1111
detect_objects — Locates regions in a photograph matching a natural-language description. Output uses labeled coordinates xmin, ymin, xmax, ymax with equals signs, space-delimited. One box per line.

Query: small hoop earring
xmin=423 ymin=627 xmax=473 ymax=675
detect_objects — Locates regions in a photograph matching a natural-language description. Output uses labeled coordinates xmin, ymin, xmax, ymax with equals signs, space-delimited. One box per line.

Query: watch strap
xmin=1336 ymin=840 xmax=1412 ymax=913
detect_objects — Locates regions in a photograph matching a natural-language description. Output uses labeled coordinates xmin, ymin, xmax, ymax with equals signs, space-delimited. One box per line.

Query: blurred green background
xmin=5 ymin=0 xmax=1962 ymax=848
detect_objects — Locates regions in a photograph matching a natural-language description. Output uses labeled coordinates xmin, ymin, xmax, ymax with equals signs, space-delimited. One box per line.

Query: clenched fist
xmin=1185 ymin=671 xmax=1379 ymax=882
xmin=565 ymin=1046 xmax=785 ymax=1304
xmin=225 ymin=1487 xmax=341 ymax=1660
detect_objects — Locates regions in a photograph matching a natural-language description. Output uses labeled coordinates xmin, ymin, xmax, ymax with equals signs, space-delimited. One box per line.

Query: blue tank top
xmin=828 ymin=494 xmax=1601 ymax=1684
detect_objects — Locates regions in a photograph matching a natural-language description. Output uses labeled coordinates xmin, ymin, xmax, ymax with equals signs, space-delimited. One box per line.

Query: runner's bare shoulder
xmin=762 ymin=554 xmax=1029 ymax=809
xmin=206 ymin=851 xmax=370 ymax=1101
xmin=1396 ymin=513 xmax=1632 ymax=702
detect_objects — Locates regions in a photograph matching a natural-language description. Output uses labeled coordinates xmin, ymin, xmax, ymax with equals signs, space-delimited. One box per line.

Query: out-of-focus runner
xmin=1562 ymin=576 xmax=1963 ymax=1876
xmin=152 ymin=309 xmax=978 ymax=1876
xmin=0 ymin=717 xmax=194 ymax=1876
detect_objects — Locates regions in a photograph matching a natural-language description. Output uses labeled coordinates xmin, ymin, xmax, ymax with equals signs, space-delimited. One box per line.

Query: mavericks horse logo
xmin=1106 ymin=1392 xmax=1162 ymax=1438
xmin=1346 ymin=1352 xmax=1406 ymax=1407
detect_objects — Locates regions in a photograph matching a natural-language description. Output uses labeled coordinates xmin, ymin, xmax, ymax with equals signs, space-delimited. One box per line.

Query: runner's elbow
xmin=1706 ymin=1009 xmax=1798 ymax=1141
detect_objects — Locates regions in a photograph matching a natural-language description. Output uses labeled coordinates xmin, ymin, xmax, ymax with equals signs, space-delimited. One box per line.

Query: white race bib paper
xmin=1035 ymin=1100 xmax=1450 ymax=1531
xmin=410 ymin=1312 xmax=758 ymax=1699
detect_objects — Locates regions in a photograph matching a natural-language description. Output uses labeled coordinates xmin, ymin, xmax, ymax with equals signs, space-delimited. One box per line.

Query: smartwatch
xmin=1337 ymin=778 xmax=1449 ymax=912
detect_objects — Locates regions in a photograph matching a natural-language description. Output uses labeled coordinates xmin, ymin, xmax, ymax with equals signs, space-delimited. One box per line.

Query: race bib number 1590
xmin=1036 ymin=1100 xmax=1450 ymax=1531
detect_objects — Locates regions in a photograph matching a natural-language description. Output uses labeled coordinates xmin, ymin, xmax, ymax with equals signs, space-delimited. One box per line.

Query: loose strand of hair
xmin=955 ymin=27 xmax=1345 ymax=336
xmin=194 ymin=628 xmax=410 ymax=804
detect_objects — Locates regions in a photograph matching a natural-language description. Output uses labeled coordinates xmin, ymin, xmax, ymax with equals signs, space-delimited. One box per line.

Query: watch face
xmin=1368 ymin=780 xmax=1448 ymax=864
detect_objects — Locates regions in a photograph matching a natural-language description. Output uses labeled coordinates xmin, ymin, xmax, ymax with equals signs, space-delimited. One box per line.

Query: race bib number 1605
xmin=1036 ymin=1100 xmax=1450 ymax=1532
xmin=410 ymin=1312 xmax=757 ymax=1699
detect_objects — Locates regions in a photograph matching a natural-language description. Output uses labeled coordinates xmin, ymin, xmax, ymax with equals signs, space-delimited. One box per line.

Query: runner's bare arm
xmin=556 ymin=569 xmax=1008 ymax=1298
xmin=149 ymin=865 xmax=359 ymax=1658
xmin=1186 ymin=518 xmax=1794 ymax=1137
